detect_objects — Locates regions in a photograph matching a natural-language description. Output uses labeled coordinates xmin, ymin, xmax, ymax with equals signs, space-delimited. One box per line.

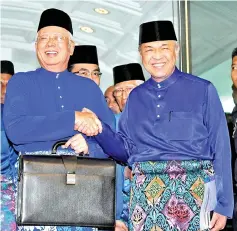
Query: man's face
xmin=35 ymin=26 xmax=74 ymax=72
xmin=114 ymin=80 xmax=139 ymax=111
xmin=71 ymin=63 xmax=101 ymax=86
xmin=140 ymin=40 xmax=179 ymax=82
xmin=104 ymin=86 xmax=120 ymax=114
xmin=232 ymin=56 xmax=237 ymax=88
xmin=1 ymin=73 xmax=12 ymax=104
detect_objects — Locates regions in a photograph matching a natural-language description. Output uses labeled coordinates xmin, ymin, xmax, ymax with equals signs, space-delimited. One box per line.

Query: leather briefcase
xmin=17 ymin=141 xmax=116 ymax=228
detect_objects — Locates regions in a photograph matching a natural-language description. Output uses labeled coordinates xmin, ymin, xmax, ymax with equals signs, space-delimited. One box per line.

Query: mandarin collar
xmin=146 ymin=67 xmax=181 ymax=89
xmin=37 ymin=67 xmax=69 ymax=76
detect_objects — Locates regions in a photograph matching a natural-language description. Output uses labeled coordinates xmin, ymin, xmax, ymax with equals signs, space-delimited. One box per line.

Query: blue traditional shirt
xmin=3 ymin=68 xmax=115 ymax=157
xmin=95 ymin=67 xmax=234 ymax=218
xmin=1 ymin=104 xmax=18 ymax=178
xmin=3 ymin=68 xmax=116 ymax=231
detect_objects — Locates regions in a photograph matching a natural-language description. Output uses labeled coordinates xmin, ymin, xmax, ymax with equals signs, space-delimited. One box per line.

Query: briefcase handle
xmin=51 ymin=140 xmax=127 ymax=166
xmin=51 ymin=140 xmax=68 ymax=154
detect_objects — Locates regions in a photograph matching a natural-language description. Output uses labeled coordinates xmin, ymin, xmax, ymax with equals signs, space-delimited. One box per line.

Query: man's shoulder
xmin=7 ymin=69 xmax=37 ymax=87
xmin=180 ymin=71 xmax=211 ymax=86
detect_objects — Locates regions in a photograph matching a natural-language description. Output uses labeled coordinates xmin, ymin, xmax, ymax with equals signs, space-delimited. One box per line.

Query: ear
xmin=138 ymin=45 xmax=142 ymax=58
xmin=175 ymin=42 xmax=180 ymax=57
xmin=69 ymin=40 xmax=75 ymax=56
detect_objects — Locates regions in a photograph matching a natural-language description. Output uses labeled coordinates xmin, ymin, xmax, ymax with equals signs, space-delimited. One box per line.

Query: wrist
xmin=75 ymin=111 xmax=82 ymax=123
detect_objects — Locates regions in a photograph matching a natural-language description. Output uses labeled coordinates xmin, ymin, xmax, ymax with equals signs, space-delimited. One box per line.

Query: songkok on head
xmin=37 ymin=8 xmax=73 ymax=35
xmin=113 ymin=63 xmax=145 ymax=85
xmin=68 ymin=45 xmax=99 ymax=67
xmin=1 ymin=60 xmax=14 ymax=75
xmin=139 ymin=20 xmax=177 ymax=45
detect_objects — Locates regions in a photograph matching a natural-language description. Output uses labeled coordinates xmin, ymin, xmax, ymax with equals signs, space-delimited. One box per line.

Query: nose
xmin=46 ymin=37 xmax=56 ymax=47
xmin=122 ymin=90 xmax=128 ymax=99
xmin=152 ymin=48 xmax=162 ymax=60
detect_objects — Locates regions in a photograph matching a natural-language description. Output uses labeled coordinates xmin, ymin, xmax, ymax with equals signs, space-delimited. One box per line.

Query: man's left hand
xmin=62 ymin=134 xmax=89 ymax=154
xmin=209 ymin=212 xmax=227 ymax=231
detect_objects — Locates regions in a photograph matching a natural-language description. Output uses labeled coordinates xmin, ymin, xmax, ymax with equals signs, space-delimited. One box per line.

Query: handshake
xmin=74 ymin=108 xmax=102 ymax=136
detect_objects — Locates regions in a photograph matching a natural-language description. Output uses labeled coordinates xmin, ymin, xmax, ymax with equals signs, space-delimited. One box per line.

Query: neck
xmin=152 ymin=67 xmax=175 ymax=83
xmin=42 ymin=64 xmax=67 ymax=73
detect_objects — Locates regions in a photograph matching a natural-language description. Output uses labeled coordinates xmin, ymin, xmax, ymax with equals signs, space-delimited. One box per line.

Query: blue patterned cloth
xmin=129 ymin=160 xmax=215 ymax=231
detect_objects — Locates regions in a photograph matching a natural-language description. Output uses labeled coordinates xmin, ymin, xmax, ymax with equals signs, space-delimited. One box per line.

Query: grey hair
xmin=135 ymin=80 xmax=144 ymax=86
xmin=138 ymin=41 xmax=179 ymax=52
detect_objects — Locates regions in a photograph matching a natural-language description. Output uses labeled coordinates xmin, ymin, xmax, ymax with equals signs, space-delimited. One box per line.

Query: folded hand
xmin=62 ymin=134 xmax=89 ymax=154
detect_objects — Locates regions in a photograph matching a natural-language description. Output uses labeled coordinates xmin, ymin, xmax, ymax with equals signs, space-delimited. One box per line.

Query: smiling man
xmin=3 ymin=8 xmax=115 ymax=231
xmin=80 ymin=20 xmax=234 ymax=231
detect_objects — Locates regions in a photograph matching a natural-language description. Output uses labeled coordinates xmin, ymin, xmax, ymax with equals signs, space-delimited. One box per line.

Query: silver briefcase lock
xmin=66 ymin=173 xmax=76 ymax=185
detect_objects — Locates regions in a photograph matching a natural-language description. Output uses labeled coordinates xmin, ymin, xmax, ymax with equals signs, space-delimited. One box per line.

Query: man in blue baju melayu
xmin=3 ymin=8 xmax=115 ymax=231
xmin=78 ymin=21 xmax=234 ymax=231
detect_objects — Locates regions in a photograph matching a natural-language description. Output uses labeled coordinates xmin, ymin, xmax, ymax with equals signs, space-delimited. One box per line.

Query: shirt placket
xmin=56 ymin=73 xmax=65 ymax=111
xmin=155 ymin=83 xmax=165 ymax=121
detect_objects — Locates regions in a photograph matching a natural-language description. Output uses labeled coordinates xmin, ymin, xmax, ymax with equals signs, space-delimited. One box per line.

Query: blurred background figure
xmin=1 ymin=60 xmax=18 ymax=231
xmin=104 ymin=85 xmax=121 ymax=114
xmin=231 ymin=47 xmax=237 ymax=231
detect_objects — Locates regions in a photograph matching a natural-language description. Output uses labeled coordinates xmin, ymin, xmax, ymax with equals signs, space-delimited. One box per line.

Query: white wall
xmin=199 ymin=59 xmax=234 ymax=113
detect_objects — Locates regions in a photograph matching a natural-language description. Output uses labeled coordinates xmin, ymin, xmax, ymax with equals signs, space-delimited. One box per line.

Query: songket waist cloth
xmin=129 ymin=160 xmax=216 ymax=231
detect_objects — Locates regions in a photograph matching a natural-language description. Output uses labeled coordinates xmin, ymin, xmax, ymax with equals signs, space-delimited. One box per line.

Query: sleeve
xmin=3 ymin=74 xmax=76 ymax=145
xmin=115 ymin=164 xmax=125 ymax=220
xmin=95 ymin=97 xmax=137 ymax=163
xmin=204 ymin=82 xmax=234 ymax=217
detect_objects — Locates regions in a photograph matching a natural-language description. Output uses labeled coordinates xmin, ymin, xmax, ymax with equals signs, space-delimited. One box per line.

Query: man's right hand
xmin=74 ymin=110 xmax=102 ymax=136
xmin=115 ymin=221 xmax=128 ymax=231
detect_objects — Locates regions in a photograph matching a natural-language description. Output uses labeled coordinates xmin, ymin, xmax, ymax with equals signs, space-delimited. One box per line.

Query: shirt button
xmin=158 ymin=95 xmax=161 ymax=98
xmin=61 ymin=105 xmax=64 ymax=108
xmin=60 ymin=96 xmax=63 ymax=99
xmin=157 ymin=105 xmax=160 ymax=108
xmin=157 ymin=84 xmax=161 ymax=88
xmin=56 ymin=75 xmax=59 ymax=79
xmin=58 ymin=86 xmax=60 ymax=89
xmin=157 ymin=115 xmax=160 ymax=118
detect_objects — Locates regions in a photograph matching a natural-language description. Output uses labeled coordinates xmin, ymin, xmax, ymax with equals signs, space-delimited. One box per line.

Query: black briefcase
xmin=17 ymin=141 xmax=116 ymax=228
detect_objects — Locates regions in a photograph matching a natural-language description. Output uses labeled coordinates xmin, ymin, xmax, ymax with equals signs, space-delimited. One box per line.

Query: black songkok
xmin=37 ymin=8 xmax=73 ymax=35
xmin=113 ymin=63 xmax=145 ymax=85
xmin=139 ymin=20 xmax=177 ymax=45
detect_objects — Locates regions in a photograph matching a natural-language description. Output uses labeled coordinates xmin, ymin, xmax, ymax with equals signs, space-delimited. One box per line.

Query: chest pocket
xmin=157 ymin=111 xmax=193 ymax=141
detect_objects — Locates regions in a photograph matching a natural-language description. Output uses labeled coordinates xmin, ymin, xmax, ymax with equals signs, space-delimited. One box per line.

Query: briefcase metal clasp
xmin=66 ymin=173 xmax=76 ymax=185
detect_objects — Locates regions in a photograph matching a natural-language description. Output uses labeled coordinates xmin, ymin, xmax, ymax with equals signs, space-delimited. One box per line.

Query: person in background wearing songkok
xmin=113 ymin=63 xmax=145 ymax=113
xmin=1 ymin=60 xmax=18 ymax=231
xmin=68 ymin=45 xmax=102 ymax=86
xmin=3 ymin=8 xmax=114 ymax=231
xmin=80 ymin=20 xmax=234 ymax=231
xmin=111 ymin=63 xmax=145 ymax=231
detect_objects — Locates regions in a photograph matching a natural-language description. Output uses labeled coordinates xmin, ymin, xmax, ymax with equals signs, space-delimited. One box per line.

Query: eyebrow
xmin=79 ymin=68 xmax=89 ymax=72
xmin=93 ymin=68 xmax=100 ymax=72
xmin=144 ymin=46 xmax=154 ymax=49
